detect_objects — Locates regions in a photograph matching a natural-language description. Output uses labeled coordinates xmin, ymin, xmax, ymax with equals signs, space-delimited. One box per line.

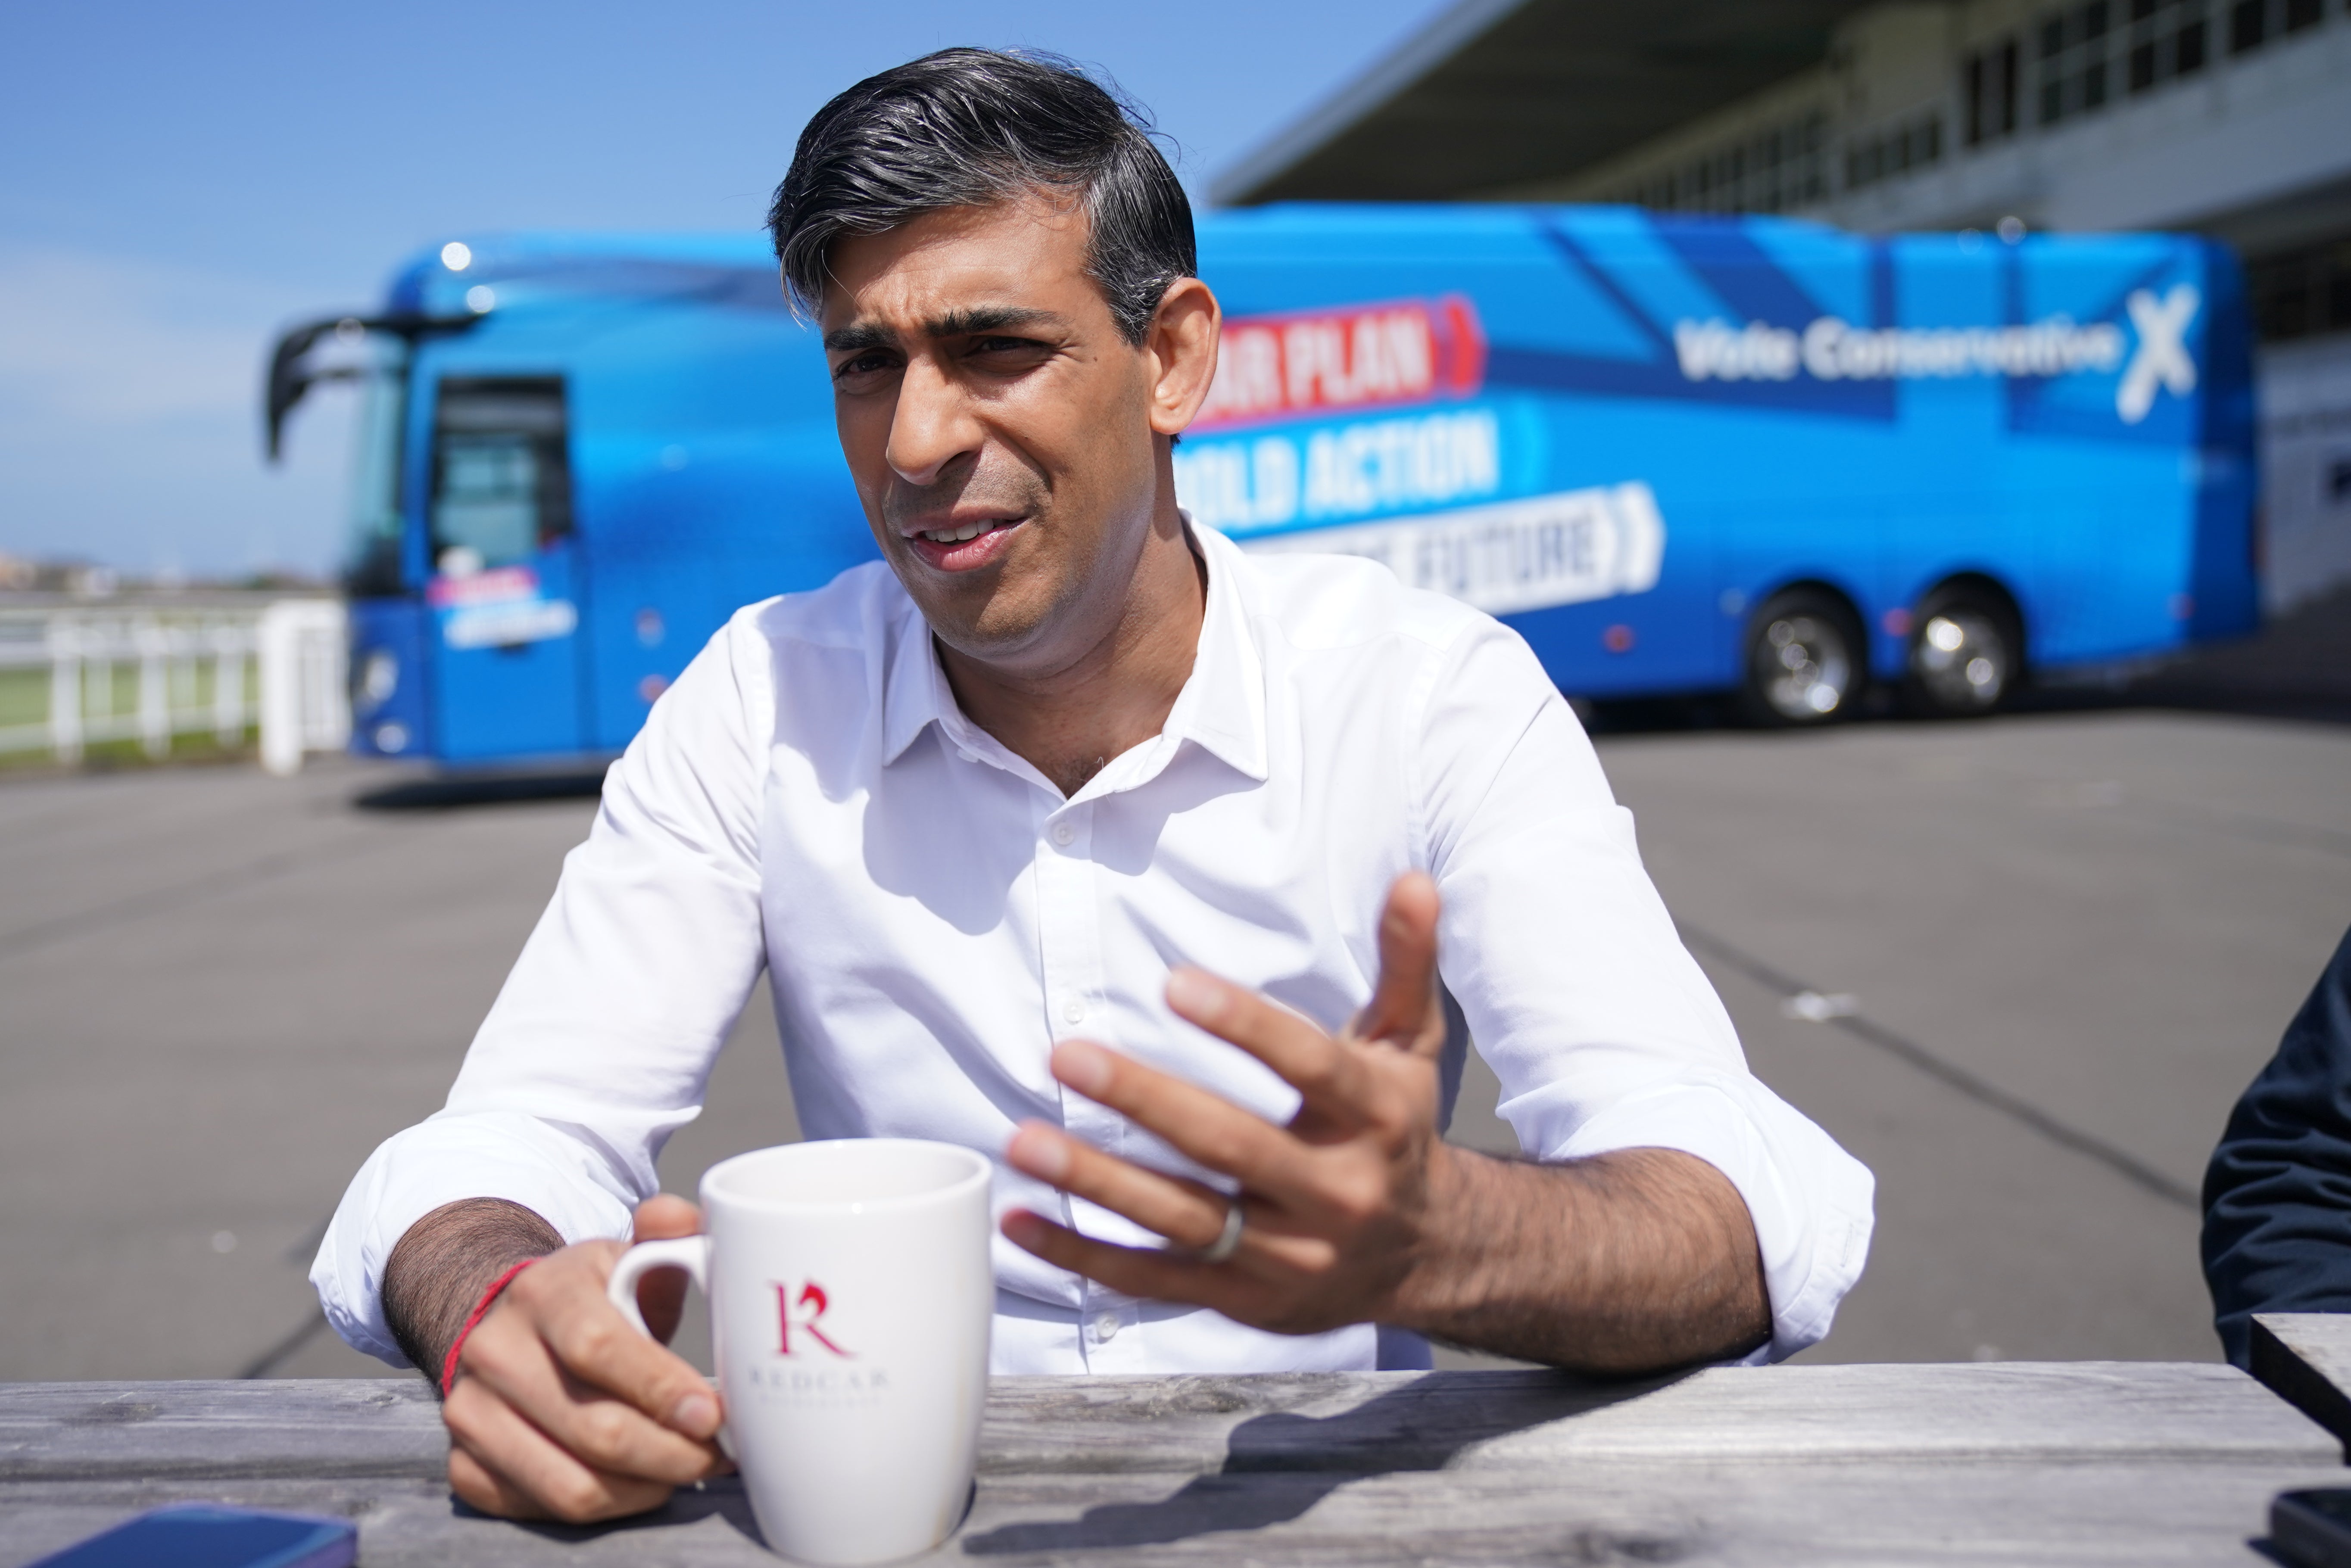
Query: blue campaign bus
xmin=265 ymin=206 xmax=2256 ymax=766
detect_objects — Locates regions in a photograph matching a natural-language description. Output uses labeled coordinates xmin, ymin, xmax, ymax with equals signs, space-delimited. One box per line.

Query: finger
xmin=1161 ymin=971 xmax=1381 ymax=1118
xmin=463 ymin=1285 xmax=723 ymax=1484
xmin=1005 ymin=1121 xmax=1233 ymax=1250
xmin=502 ymin=1250 xmax=725 ymax=1442
xmin=1356 ymin=872 xmax=1444 ymax=1056
xmin=630 ymin=1195 xmax=702 ymax=1343
xmin=449 ymin=1439 xmax=552 ymax=1521
xmin=1048 ymin=1038 xmax=1322 ymax=1193
xmin=444 ymin=1377 xmax=676 ymax=1523
xmin=462 ymin=1321 xmax=723 ymax=1488
xmin=1000 ymin=1207 xmax=1233 ymax=1307
xmin=1003 ymin=1204 xmax=1336 ymax=1285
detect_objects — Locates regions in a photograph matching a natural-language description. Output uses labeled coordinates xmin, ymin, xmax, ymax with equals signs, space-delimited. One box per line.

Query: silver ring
xmin=1198 ymin=1198 xmax=1244 ymax=1265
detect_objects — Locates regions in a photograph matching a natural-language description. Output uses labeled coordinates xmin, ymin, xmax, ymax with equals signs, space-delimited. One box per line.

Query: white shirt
xmin=314 ymin=525 xmax=1873 ymax=1374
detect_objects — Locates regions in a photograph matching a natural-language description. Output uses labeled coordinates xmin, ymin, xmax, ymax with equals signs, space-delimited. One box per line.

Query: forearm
xmin=1393 ymin=1146 xmax=1771 ymax=1372
xmin=382 ymin=1198 xmax=564 ymax=1384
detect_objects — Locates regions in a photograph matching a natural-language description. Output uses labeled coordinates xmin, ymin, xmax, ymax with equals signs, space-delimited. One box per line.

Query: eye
xmin=830 ymin=350 xmax=899 ymax=391
xmin=967 ymin=335 xmax=1052 ymax=367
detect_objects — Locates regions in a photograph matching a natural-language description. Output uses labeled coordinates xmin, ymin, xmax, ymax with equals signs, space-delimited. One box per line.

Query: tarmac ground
xmin=2 ymin=680 xmax=2346 ymax=1384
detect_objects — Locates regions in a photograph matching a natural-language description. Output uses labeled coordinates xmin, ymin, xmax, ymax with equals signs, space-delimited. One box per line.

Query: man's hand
xmin=391 ymin=1195 xmax=728 ymax=1522
xmin=1001 ymin=872 xmax=1773 ymax=1370
xmin=1002 ymin=871 xmax=1451 ymax=1335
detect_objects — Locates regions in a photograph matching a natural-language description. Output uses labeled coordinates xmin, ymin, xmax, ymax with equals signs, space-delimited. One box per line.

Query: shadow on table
xmin=960 ymin=1368 xmax=1684 ymax=1555
xmin=468 ymin=1475 xmax=767 ymax=1552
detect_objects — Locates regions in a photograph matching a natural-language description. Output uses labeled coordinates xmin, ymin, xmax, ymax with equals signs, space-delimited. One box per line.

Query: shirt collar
xmin=1161 ymin=523 xmax=1269 ymax=783
xmin=880 ymin=593 xmax=957 ymax=767
xmin=878 ymin=515 xmax=1269 ymax=785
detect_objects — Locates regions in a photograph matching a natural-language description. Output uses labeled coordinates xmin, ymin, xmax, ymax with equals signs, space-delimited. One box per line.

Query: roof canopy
xmin=1213 ymin=0 xmax=1877 ymax=205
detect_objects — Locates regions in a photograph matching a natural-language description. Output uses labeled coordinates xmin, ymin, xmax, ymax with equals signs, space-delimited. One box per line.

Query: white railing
xmin=0 ymin=600 xmax=350 ymax=774
xmin=256 ymin=601 xmax=350 ymax=775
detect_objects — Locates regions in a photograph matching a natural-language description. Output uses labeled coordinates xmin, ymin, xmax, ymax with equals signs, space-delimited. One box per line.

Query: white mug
xmin=606 ymin=1139 xmax=994 ymax=1565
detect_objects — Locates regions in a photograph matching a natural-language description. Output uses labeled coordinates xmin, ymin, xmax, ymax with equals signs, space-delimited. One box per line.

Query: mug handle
xmin=604 ymin=1235 xmax=729 ymax=1456
xmin=605 ymin=1235 xmax=712 ymax=1335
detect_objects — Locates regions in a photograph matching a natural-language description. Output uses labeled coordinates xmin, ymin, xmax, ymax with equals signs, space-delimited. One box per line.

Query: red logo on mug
xmin=772 ymin=1281 xmax=853 ymax=1357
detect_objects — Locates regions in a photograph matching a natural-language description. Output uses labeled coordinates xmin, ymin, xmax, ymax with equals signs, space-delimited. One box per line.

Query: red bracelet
xmin=439 ymin=1257 xmax=541 ymax=1397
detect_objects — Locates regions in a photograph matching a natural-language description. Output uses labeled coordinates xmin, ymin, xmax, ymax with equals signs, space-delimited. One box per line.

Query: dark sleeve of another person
xmin=2203 ymin=926 xmax=2351 ymax=1369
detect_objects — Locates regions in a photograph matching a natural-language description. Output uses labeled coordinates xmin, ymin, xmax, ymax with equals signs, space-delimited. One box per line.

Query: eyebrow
xmin=929 ymin=305 xmax=1060 ymax=338
xmin=823 ymin=305 xmax=1063 ymax=355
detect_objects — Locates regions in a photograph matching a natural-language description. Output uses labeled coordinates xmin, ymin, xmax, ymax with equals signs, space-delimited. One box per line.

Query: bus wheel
xmin=1905 ymin=591 xmax=2018 ymax=717
xmin=1740 ymin=589 xmax=1863 ymax=727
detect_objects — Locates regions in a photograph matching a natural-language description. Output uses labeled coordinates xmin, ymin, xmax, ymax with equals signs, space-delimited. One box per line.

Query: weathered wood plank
xmin=4 ymin=1361 xmax=2333 ymax=1486
xmin=0 ymin=1381 xmax=445 ymax=1482
xmin=2253 ymin=1313 xmax=2351 ymax=1455
xmin=937 ymin=1459 xmax=2351 ymax=1568
xmin=2 ymin=1457 xmax=2341 ymax=1568
xmin=976 ymin=1363 xmax=2339 ymax=1475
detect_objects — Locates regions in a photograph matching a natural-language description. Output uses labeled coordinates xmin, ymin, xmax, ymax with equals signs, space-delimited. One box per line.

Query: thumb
xmin=633 ymin=1193 xmax=702 ymax=1242
xmin=1356 ymin=872 xmax=1444 ymax=1055
xmin=627 ymin=1195 xmax=703 ymax=1347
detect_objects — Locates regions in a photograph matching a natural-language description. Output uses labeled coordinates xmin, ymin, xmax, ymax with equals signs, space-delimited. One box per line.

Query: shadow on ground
xmin=352 ymin=768 xmax=610 ymax=811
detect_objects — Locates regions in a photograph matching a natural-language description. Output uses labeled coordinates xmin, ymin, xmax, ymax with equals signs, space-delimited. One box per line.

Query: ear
xmin=1144 ymin=277 xmax=1221 ymax=438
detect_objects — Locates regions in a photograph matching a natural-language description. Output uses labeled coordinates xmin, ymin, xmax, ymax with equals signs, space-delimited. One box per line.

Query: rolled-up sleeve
xmin=1416 ymin=619 xmax=1875 ymax=1362
xmin=312 ymin=609 xmax=773 ymax=1365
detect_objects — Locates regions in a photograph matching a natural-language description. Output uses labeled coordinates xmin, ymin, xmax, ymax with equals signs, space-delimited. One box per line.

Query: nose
xmin=886 ymin=354 xmax=984 ymax=488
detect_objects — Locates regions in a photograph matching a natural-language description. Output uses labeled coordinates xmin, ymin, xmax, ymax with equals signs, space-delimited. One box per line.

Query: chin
xmin=887 ymin=519 xmax=1124 ymax=672
xmin=903 ymin=574 xmax=1054 ymax=661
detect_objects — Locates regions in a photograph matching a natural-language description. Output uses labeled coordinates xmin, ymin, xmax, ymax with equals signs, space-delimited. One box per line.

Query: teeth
xmin=920 ymin=522 xmax=993 ymax=544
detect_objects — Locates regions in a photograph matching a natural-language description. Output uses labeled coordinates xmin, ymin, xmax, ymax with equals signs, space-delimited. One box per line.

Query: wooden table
xmin=2256 ymin=1313 xmax=2351 ymax=1455
xmin=4 ymin=1360 xmax=2345 ymax=1565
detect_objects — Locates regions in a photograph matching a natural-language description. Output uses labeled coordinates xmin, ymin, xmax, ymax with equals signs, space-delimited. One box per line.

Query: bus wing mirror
xmin=263 ymin=312 xmax=481 ymax=462
xmin=265 ymin=316 xmax=343 ymax=462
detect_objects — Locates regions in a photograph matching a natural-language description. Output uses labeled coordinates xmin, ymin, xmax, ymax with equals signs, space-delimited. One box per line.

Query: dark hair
xmin=767 ymin=48 xmax=1195 ymax=345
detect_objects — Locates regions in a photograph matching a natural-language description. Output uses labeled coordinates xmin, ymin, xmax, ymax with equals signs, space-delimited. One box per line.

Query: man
xmin=314 ymin=49 xmax=1874 ymax=1524
xmin=2204 ymin=924 xmax=2351 ymax=1365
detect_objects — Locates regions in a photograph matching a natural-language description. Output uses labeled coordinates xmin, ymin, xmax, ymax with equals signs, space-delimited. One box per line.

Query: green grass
xmin=0 ymin=667 xmax=46 ymax=730
xmin=0 ymin=726 xmax=261 ymax=775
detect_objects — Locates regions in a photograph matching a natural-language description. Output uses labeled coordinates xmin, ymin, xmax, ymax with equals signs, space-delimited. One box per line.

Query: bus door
xmin=423 ymin=376 xmax=589 ymax=761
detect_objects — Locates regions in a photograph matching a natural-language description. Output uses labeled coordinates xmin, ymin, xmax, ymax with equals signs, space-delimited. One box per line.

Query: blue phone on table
xmin=26 ymin=1504 xmax=356 ymax=1568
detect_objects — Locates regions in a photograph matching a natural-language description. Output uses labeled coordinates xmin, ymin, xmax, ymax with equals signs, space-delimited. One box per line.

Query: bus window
xmin=430 ymin=378 xmax=570 ymax=574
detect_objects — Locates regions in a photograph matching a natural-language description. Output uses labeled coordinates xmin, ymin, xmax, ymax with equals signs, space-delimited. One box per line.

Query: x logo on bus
xmin=2117 ymin=284 xmax=2199 ymax=426
xmin=771 ymin=1280 xmax=853 ymax=1358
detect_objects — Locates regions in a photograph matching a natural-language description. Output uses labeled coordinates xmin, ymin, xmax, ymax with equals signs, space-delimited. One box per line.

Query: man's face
xmin=820 ymin=197 xmax=1165 ymax=668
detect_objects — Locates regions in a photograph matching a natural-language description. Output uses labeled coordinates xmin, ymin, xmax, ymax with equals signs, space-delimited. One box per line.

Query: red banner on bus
xmin=1192 ymin=296 xmax=1487 ymax=432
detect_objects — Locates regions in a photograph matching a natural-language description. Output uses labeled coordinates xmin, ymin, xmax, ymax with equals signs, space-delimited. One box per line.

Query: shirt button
xmin=1093 ymin=1311 xmax=1121 ymax=1342
xmin=1062 ymin=996 xmax=1086 ymax=1026
xmin=1051 ymin=821 xmax=1075 ymax=847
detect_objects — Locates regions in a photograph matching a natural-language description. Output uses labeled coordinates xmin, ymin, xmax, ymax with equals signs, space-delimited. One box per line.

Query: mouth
xmin=901 ymin=515 xmax=1023 ymax=572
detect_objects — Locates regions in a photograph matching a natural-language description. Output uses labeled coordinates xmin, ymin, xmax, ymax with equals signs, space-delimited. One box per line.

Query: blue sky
xmin=0 ymin=0 xmax=1443 ymax=579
